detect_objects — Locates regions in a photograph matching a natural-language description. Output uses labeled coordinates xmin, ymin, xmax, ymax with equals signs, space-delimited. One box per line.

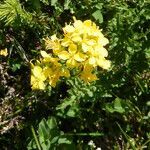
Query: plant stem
xmin=65 ymin=132 xmax=104 ymax=136
xmin=31 ymin=125 xmax=42 ymax=150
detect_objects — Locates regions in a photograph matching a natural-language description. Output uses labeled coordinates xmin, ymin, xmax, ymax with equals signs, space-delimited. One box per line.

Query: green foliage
xmin=27 ymin=117 xmax=73 ymax=150
xmin=0 ymin=0 xmax=32 ymax=26
xmin=0 ymin=0 xmax=150 ymax=149
xmin=105 ymin=98 xmax=125 ymax=113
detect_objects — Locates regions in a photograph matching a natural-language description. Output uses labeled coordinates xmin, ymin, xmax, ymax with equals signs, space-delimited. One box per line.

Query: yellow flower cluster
xmin=31 ymin=51 xmax=70 ymax=89
xmin=31 ymin=18 xmax=110 ymax=90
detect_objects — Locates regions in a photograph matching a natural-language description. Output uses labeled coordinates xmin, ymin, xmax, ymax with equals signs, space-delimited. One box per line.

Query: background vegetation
xmin=0 ymin=0 xmax=150 ymax=149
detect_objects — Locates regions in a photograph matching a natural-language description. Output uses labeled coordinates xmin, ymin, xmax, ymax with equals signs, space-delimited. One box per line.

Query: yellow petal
xmin=43 ymin=67 xmax=52 ymax=77
xmin=87 ymin=39 xmax=96 ymax=46
xmin=41 ymin=51 xmax=51 ymax=58
xmin=80 ymin=72 xmax=97 ymax=83
xmin=48 ymin=72 xmax=60 ymax=87
xmin=31 ymin=75 xmax=36 ymax=85
xmin=0 ymin=48 xmax=8 ymax=56
xmin=95 ymin=46 xmax=108 ymax=57
xmin=97 ymin=58 xmax=111 ymax=70
xmin=101 ymin=60 xmax=111 ymax=70
xmin=32 ymin=66 xmax=42 ymax=77
xmin=63 ymin=25 xmax=75 ymax=33
xmin=72 ymin=35 xmax=82 ymax=43
xmin=61 ymin=68 xmax=70 ymax=77
xmin=61 ymin=37 xmax=72 ymax=47
xmin=88 ymin=57 xmax=96 ymax=66
xmin=83 ymin=20 xmax=92 ymax=27
xmin=49 ymin=78 xmax=57 ymax=87
xmin=73 ymin=20 xmax=83 ymax=29
xmin=58 ymin=51 xmax=70 ymax=60
xmin=83 ymin=64 xmax=93 ymax=72
xmin=51 ymin=34 xmax=58 ymax=41
xmin=74 ymin=52 xmax=86 ymax=62
xmin=31 ymin=76 xmax=45 ymax=90
xmin=68 ymin=43 xmax=77 ymax=54
xmin=82 ymin=43 xmax=89 ymax=53
xmin=38 ymin=81 xmax=45 ymax=90
xmin=66 ymin=59 xmax=78 ymax=68
xmin=98 ymin=37 xmax=109 ymax=46
xmin=53 ymin=49 xmax=61 ymax=55
xmin=100 ymin=47 xmax=108 ymax=57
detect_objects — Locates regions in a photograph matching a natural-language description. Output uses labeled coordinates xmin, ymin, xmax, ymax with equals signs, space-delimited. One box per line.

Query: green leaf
xmin=92 ymin=10 xmax=103 ymax=23
xmin=56 ymin=96 xmax=76 ymax=110
xmin=95 ymin=3 xmax=103 ymax=9
xmin=41 ymin=0 xmax=49 ymax=5
xmin=31 ymin=0 xmax=41 ymax=11
xmin=38 ymin=118 xmax=51 ymax=140
xmin=50 ymin=136 xmax=59 ymax=144
xmin=11 ymin=63 xmax=21 ymax=72
xmin=40 ymin=139 xmax=51 ymax=150
xmin=58 ymin=137 xmax=71 ymax=144
xmin=105 ymin=104 xmax=115 ymax=113
xmin=64 ymin=0 xmax=71 ymax=10
xmin=51 ymin=0 xmax=58 ymax=6
xmin=47 ymin=116 xmax=57 ymax=130
xmin=105 ymin=98 xmax=125 ymax=113
xmin=114 ymin=98 xmax=125 ymax=113
xmin=66 ymin=108 xmax=76 ymax=117
xmin=27 ymin=139 xmax=37 ymax=150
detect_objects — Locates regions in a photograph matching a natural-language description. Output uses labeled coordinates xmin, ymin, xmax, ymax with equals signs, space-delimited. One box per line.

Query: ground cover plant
xmin=0 ymin=0 xmax=150 ymax=149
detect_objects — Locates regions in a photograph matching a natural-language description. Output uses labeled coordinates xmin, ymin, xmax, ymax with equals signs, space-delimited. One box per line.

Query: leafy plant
xmin=28 ymin=117 xmax=73 ymax=150
xmin=0 ymin=0 xmax=149 ymax=149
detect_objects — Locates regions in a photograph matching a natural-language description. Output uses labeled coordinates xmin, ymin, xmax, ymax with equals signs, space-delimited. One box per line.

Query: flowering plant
xmin=31 ymin=17 xmax=110 ymax=90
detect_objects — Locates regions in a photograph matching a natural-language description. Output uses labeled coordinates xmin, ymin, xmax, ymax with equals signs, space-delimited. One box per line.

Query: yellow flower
xmin=31 ymin=65 xmax=47 ymax=90
xmin=48 ymin=69 xmax=61 ymax=87
xmin=43 ymin=67 xmax=53 ymax=78
xmin=80 ymin=63 xmax=97 ymax=82
xmin=31 ymin=75 xmax=45 ymax=90
xmin=80 ymin=71 xmax=97 ymax=83
xmin=44 ymin=34 xmax=61 ymax=51
xmin=61 ymin=37 xmax=73 ymax=47
xmin=0 ymin=48 xmax=8 ymax=57
xmin=58 ymin=43 xmax=86 ymax=68
xmin=79 ymin=63 xmax=98 ymax=83
xmin=31 ymin=17 xmax=111 ymax=90
xmin=61 ymin=68 xmax=70 ymax=77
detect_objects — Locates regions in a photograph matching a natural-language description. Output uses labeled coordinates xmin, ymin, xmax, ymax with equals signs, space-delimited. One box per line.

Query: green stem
xmin=116 ymin=122 xmax=136 ymax=150
xmin=65 ymin=132 xmax=103 ymax=136
xmin=31 ymin=125 xmax=41 ymax=150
